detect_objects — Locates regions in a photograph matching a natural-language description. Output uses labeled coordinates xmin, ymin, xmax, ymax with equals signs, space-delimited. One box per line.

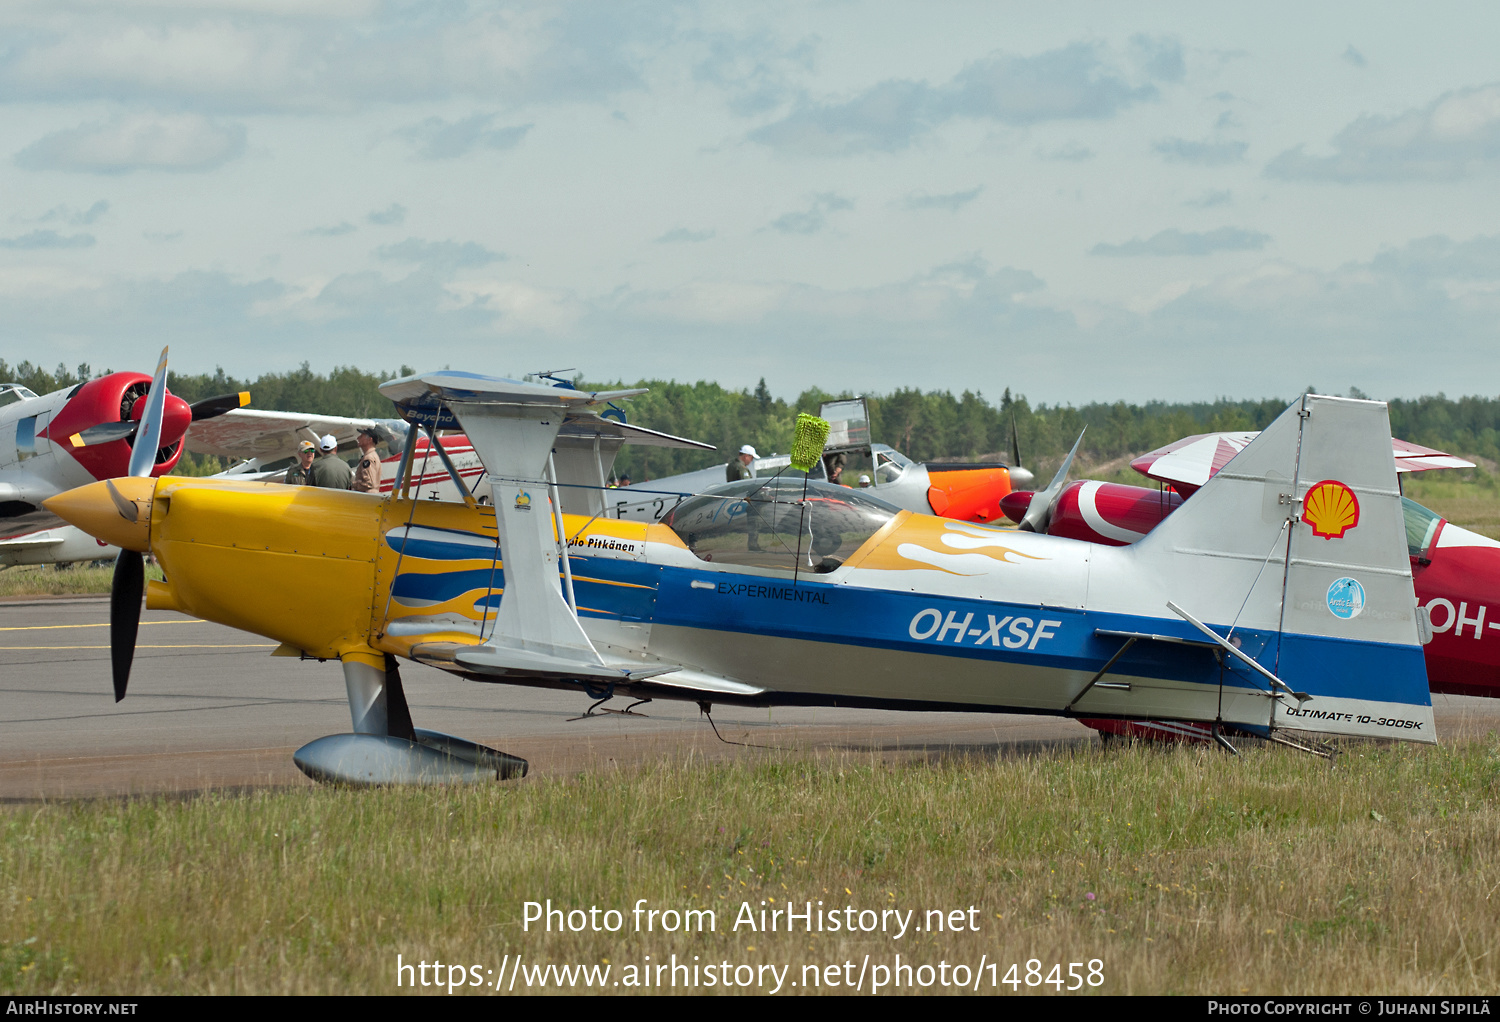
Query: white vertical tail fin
xmin=1112 ymin=394 xmax=1433 ymax=743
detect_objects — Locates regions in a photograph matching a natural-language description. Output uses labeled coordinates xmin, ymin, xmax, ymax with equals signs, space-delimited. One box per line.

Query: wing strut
xmin=422 ymin=423 xmax=476 ymax=507
xmin=547 ymin=450 xmax=577 ymax=611
xmin=1064 ymin=636 xmax=1138 ymax=713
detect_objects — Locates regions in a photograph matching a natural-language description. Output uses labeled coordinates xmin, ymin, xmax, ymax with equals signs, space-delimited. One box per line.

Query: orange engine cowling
xmin=926 ymin=467 xmax=1014 ymax=523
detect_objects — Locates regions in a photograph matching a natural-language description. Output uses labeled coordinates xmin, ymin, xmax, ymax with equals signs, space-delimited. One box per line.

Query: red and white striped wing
xmin=1132 ymin=432 xmax=1474 ymax=495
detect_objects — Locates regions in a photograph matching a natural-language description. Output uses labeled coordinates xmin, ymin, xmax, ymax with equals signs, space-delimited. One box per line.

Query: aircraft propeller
xmin=188 ymin=391 xmax=252 ymax=422
xmin=1006 ymin=412 xmax=1036 ymax=490
xmin=68 ymin=389 xmax=249 ymax=448
xmin=109 ymin=347 xmax=171 ymax=702
xmin=1017 ymin=427 xmax=1086 ymax=534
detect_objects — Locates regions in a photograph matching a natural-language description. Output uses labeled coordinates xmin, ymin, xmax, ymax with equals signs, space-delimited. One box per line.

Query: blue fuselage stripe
xmin=563 ymin=558 xmax=1429 ymax=707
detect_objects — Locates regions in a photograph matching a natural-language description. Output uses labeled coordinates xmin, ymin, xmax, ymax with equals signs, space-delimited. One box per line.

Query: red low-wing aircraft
xmin=999 ymin=432 xmax=1493 ymax=742
xmin=0 ymin=349 xmax=249 ymax=557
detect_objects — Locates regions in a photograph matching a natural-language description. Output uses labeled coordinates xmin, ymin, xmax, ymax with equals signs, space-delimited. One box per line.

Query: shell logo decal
xmin=1302 ymin=480 xmax=1360 ymax=540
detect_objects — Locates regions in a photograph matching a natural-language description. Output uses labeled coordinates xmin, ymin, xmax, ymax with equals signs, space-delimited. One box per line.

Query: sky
xmin=2 ymin=0 xmax=1499 ymax=405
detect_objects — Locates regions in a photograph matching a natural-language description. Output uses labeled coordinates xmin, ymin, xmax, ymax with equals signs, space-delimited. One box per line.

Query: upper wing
xmin=184 ymin=408 xmax=386 ymax=462
xmin=1390 ymin=437 xmax=1476 ymax=473
xmin=376 ymin=371 xmax=706 ymax=683
xmin=559 ymin=413 xmax=715 ymax=451
xmin=1128 ymin=432 xmax=1258 ymax=496
xmin=1132 ymin=431 xmax=1475 ymax=495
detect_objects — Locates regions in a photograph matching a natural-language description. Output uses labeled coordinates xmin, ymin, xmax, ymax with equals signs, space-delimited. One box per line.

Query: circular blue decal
xmin=1326 ymin=576 xmax=1366 ymax=620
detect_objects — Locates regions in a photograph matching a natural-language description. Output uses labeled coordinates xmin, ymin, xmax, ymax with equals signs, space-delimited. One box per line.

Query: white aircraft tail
xmin=1113 ymin=393 xmax=1433 ymax=742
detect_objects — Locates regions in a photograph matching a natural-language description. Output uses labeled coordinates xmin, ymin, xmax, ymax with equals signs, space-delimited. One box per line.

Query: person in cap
xmin=351 ymin=426 xmax=387 ymax=494
xmin=726 ymin=443 xmax=758 ymax=483
xmin=284 ymin=440 xmax=316 ymax=485
xmin=310 ymin=433 xmax=354 ymax=489
xmin=727 ymin=444 xmax=764 ymax=551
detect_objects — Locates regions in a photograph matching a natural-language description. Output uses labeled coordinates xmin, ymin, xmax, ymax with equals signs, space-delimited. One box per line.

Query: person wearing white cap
xmin=310 ymin=433 xmax=353 ymax=489
xmin=727 ymin=443 xmax=762 ymax=551
xmin=726 ymin=443 xmax=758 ymax=483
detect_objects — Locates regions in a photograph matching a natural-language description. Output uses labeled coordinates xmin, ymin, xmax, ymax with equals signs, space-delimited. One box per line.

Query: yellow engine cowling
xmin=143 ymin=477 xmax=386 ymax=660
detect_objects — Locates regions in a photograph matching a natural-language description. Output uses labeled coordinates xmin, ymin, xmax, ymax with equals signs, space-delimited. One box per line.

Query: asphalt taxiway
xmin=3 ymin=598 xmax=1496 ymax=800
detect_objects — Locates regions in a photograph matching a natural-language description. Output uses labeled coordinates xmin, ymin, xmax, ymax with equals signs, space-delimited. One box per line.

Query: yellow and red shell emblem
xmin=1303 ymin=480 xmax=1360 ymax=540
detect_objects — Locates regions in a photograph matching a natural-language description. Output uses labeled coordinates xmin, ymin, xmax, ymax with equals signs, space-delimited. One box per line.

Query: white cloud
xmin=901 ymin=186 xmax=983 ymax=212
xmin=749 ymin=39 xmax=1179 ymax=156
xmin=1092 ymin=228 xmax=1270 ymax=257
xmin=1037 ymin=141 xmax=1093 ymax=161
xmin=396 ymin=115 xmax=532 ymax=160
xmin=768 ymin=193 xmax=853 ymax=234
xmin=27 ymin=200 xmax=111 ymax=226
xmin=0 ymin=230 xmax=95 ymax=250
xmin=1185 ymin=190 xmax=1232 ymax=208
xmin=5 ymin=238 xmax=1500 ymax=403
xmin=376 ymin=238 xmax=506 ymax=271
xmin=366 ymin=204 xmax=406 ymax=226
xmin=1267 ymin=83 xmax=1500 ymax=181
xmin=691 ymin=28 xmax=819 ymax=117
xmin=15 ymin=113 xmax=245 ymax=174
xmin=0 ymin=2 xmax=660 ymax=113
xmin=1152 ymin=137 xmax=1248 ymax=165
xmin=655 ymin=228 xmax=716 ymax=243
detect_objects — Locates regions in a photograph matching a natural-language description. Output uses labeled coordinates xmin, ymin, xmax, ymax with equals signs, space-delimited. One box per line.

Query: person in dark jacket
xmin=726 ymin=444 xmax=757 ymax=482
xmin=284 ymin=440 xmax=316 ymax=485
xmin=310 ymin=434 xmax=353 ymax=489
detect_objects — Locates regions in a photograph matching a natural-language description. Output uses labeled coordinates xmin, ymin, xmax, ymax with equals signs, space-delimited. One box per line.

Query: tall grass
xmin=2 ymin=738 xmax=1496 ymax=995
xmin=0 ymin=563 xmax=163 ymax=598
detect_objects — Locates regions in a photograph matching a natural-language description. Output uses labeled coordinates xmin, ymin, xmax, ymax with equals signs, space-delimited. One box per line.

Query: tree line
xmin=3 ymin=358 xmax=1499 ymax=482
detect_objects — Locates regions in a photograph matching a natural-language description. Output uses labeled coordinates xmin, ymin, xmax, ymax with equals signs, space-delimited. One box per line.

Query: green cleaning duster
xmin=790 ymin=413 xmax=831 ymax=473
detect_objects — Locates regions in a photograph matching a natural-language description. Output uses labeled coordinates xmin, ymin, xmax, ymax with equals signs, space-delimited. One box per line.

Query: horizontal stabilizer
xmin=454 ymin=643 xmax=675 ymax=682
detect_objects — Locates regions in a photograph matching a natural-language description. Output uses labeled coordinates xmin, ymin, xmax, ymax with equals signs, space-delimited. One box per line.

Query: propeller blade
xmin=110 ymin=549 xmax=145 ymax=702
xmin=1002 ymin=411 xmax=1038 ymax=489
xmin=190 ymin=391 xmax=251 ymax=422
xmin=68 ymin=421 xmax=139 ymax=448
xmin=104 ymin=479 xmax=139 ymax=522
xmin=1019 ymin=427 xmax=1085 ymax=534
xmin=127 ymin=347 xmax=170 ymax=478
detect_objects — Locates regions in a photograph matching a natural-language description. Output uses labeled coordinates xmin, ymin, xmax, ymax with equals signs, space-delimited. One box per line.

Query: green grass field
xmin=2 ymin=738 xmax=1496 ymax=995
xmin=0 ymin=562 xmax=163 ymax=599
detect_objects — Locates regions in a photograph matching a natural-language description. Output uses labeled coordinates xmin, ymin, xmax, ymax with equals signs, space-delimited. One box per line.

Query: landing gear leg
xmin=293 ymin=652 xmax=528 ymax=784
